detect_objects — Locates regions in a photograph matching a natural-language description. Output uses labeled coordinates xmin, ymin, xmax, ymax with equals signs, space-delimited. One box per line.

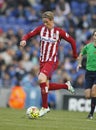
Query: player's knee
xmin=85 ymin=93 xmax=91 ymax=99
xmin=85 ymin=89 xmax=91 ymax=99
xmin=38 ymin=75 xmax=43 ymax=83
xmin=91 ymin=85 xmax=96 ymax=97
xmin=91 ymin=91 xmax=96 ymax=97
xmin=38 ymin=73 xmax=46 ymax=83
xmin=85 ymin=95 xmax=90 ymax=99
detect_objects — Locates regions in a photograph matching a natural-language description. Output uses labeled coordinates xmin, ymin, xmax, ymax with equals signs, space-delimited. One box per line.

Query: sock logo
xmin=45 ymin=86 xmax=48 ymax=93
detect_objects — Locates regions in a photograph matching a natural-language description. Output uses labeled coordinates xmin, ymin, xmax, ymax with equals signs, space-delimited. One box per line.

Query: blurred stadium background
xmin=0 ymin=0 xmax=96 ymax=112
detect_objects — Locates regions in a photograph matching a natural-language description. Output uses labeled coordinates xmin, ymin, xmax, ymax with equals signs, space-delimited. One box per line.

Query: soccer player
xmin=77 ymin=30 xmax=96 ymax=119
xmin=20 ymin=11 xmax=78 ymax=117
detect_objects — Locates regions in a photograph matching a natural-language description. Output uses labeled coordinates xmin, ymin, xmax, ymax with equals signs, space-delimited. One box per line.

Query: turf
xmin=0 ymin=108 xmax=95 ymax=130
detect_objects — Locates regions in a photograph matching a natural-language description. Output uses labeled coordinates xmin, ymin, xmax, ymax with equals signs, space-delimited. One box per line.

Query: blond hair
xmin=42 ymin=11 xmax=54 ymax=20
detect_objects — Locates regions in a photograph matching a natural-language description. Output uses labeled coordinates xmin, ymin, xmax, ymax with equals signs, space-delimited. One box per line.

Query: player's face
xmin=42 ymin=18 xmax=54 ymax=29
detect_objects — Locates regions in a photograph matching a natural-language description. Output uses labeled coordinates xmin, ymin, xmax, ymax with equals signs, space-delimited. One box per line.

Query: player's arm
xmin=20 ymin=26 xmax=42 ymax=47
xmin=77 ymin=53 xmax=83 ymax=71
xmin=59 ymin=29 xmax=78 ymax=59
xmin=77 ymin=45 xmax=87 ymax=71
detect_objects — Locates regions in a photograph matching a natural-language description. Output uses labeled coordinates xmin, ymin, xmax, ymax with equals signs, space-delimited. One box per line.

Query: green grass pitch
xmin=0 ymin=108 xmax=95 ymax=130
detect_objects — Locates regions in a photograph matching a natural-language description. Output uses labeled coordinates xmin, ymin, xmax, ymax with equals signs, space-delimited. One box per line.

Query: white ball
xmin=26 ymin=106 xmax=39 ymax=119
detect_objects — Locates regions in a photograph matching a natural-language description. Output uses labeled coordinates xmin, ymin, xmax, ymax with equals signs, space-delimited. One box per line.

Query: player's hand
xmin=76 ymin=64 xmax=82 ymax=72
xmin=20 ymin=40 xmax=26 ymax=47
xmin=73 ymin=54 xmax=78 ymax=59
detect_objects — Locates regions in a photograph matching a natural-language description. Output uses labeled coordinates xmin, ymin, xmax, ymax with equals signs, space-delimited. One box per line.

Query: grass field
xmin=0 ymin=108 xmax=96 ymax=130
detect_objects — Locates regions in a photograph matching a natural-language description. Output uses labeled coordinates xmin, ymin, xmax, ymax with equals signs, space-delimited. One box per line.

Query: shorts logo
xmin=43 ymin=70 xmax=47 ymax=73
xmin=45 ymin=86 xmax=48 ymax=93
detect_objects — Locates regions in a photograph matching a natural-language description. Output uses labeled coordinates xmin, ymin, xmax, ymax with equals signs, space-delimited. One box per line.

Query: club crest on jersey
xmin=66 ymin=33 xmax=69 ymax=37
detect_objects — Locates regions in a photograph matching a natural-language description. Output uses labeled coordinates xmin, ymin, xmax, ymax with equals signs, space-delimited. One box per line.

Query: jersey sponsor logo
xmin=41 ymin=36 xmax=57 ymax=43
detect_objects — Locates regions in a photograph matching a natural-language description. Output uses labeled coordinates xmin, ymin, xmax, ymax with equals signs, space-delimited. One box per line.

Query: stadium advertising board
xmin=63 ymin=95 xmax=93 ymax=112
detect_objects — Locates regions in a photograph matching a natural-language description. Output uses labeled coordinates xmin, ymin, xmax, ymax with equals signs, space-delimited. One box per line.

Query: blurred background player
xmin=7 ymin=81 xmax=26 ymax=109
xmin=20 ymin=11 xmax=78 ymax=117
xmin=77 ymin=30 xmax=96 ymax=119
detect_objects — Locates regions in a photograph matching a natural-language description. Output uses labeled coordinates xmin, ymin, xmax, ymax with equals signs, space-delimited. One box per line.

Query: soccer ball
xmin=26 ymin=106 xmax=39 ymax=119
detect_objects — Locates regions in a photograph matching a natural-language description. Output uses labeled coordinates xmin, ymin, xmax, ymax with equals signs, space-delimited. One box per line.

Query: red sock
xmin=40 ymin=82 xmax=48 ymax=108
xmin=49 ymin=83 xmax=68 ymax=91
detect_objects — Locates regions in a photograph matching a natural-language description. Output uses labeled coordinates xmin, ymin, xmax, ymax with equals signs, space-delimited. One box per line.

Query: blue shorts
xmin=85 ymin=70 xmax=96 ymax=89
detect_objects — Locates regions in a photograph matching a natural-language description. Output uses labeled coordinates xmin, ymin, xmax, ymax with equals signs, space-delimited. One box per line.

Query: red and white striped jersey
xmin=22 ymin=25 xmax=77 ymax=62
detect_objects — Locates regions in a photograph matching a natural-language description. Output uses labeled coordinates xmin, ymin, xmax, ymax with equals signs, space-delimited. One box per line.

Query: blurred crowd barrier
xmin=1 ymin=87 xmax=95 ymax=112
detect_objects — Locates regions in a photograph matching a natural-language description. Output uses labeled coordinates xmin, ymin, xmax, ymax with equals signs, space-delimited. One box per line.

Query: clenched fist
xmin=20 ymin=40 xmax=26 ymax=47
